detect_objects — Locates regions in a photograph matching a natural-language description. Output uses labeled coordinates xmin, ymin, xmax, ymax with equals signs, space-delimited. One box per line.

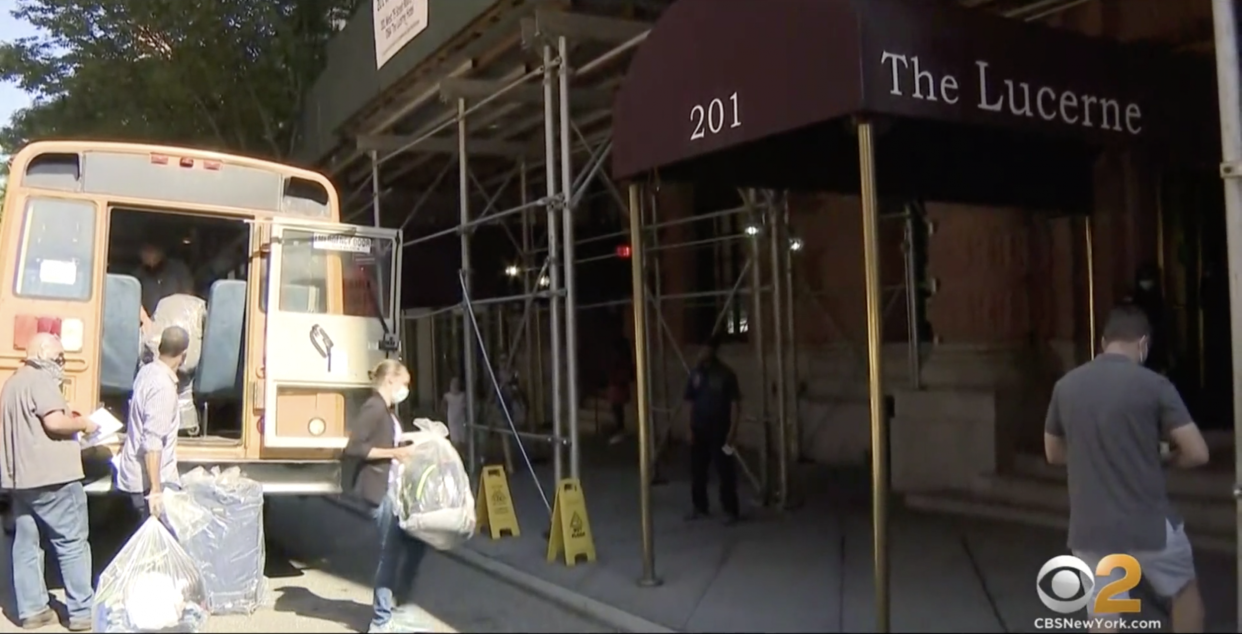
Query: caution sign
xmin=546 ymin=478 xmax=596 ymax=566
xmin=476 ymin=465 xmax=520 ymax=539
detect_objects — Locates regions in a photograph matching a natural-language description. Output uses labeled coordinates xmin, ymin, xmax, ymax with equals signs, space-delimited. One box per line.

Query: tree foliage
xmin=0 ymin=0 xmax=362 ymax=159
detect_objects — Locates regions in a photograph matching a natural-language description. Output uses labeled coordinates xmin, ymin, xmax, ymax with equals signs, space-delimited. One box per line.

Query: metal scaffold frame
xmin=344 ymin=3 xmax=931 ymax=592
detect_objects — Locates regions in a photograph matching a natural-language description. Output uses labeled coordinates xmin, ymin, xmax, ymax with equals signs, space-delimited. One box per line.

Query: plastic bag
xmin=389 ymin=419 xmax=476 ymax=550
xmin=93 ymin=518 xmax=209 ymax=633
xmin=142 ymin=294 xmax=206 ymax=372
xmin=164 ymin=467 xmax=267 ymax=615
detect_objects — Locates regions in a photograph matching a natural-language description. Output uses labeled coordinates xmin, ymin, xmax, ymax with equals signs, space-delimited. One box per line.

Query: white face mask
xmin=392 ymin=385 xmax=410 ymax=404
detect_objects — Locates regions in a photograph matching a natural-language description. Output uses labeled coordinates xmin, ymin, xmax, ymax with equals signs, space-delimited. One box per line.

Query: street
xmin=0 ymin=495 xmax=611 ymax=633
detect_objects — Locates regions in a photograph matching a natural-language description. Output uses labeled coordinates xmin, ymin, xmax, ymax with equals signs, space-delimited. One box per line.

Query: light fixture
xmin=504 ymin=265 xmax=520 ymax=277
xmin=538 ymin=275 xmax=551 ymax=288
xmin=308 ymin=418 xmax=327 ymax=436
xmin=789 ymin=237 xmax=804 ymax=252
xmin=744 ymin=224 xmax=760 ymax=237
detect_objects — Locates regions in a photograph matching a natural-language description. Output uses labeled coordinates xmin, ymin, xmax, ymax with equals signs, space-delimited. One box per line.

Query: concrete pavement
xmin=0 ymin=495 xmax=612 ymax=633
xmin=461 ymin=438 xmax=1240 ymax=632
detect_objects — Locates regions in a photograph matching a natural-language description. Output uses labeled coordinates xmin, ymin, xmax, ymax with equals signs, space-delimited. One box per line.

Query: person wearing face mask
xmin=115 ymin=325 xmax=191 ymax=524
xmin=1043 ymin=304 xmax=1209 ymax=633
xmin=683 ymin=336 xmax=742 ymax=525
xmin=342 ymin=359 xmax=427 ymax=633
xmin=0 ymin=333 xmax=99 ymax=631
xmin=1128 ymin=262 xmax=1169 ymax=373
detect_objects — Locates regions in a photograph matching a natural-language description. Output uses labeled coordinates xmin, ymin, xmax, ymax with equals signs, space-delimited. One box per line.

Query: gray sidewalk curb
xmin=324 ymin=496 xmax=676 ymax=634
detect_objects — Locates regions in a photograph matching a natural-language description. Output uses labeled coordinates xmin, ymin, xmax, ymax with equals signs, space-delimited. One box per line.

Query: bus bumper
xmin=82 ymin=459 xmax=342 ymax=496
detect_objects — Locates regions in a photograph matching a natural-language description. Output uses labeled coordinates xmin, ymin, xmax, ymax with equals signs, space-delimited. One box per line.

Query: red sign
xmin=616 ymin=244 xmax=633 ymax=259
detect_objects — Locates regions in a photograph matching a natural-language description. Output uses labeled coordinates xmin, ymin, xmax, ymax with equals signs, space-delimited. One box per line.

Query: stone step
xmin=1011 ymin=453 xmax=1235 ymax=503
xmin=970 ymin=472 xmax=1236 ymax=535
xmin=904 ymin=489 xmax=1235 ymax=555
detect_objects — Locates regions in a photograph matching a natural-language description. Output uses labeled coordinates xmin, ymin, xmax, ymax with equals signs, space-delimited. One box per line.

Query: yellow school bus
xmin=0 ymin=141 xmax=402 ymax=495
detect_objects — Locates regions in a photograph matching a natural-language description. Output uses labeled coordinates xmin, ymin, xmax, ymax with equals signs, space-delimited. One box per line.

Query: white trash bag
xmin=93 ymin=518 xmax=209 ymax=632
xmin=389 ymin=419 xmax=476 ymax=551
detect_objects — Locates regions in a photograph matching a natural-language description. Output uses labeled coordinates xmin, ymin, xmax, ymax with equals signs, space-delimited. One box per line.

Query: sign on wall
xmin=374 ymin=0 xmax=429 ymax=69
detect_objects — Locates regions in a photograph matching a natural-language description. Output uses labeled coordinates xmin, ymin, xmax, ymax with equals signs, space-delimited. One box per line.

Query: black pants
xmin=690 ymin=429 xmax=739 ymax=517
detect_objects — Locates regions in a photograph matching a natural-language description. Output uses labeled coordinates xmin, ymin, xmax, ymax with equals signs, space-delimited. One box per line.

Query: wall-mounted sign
xmin=374 ymin=0 xmax=429 ymax=69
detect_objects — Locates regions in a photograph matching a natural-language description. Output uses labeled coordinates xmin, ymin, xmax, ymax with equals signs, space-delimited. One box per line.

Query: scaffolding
xmin=343 ymin=2 xmax=929 ymax=591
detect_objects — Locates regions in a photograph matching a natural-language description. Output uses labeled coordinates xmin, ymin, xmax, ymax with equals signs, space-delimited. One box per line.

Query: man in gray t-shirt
xmin=1044 ymin=304 xmax=1208 ymax=632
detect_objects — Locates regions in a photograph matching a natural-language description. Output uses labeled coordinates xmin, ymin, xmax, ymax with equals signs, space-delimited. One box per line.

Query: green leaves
xmin=1 ymin=0 xmax=361 ymax=159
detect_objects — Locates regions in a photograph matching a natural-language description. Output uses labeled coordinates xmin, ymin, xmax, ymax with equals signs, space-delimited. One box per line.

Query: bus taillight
xmin=150 ymin=154 xmax=170 ymax=165
xmin=179 ymin=157 xmax=194 ymax=168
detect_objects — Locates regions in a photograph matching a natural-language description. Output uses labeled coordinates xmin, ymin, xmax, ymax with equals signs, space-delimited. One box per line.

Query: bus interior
xmin=102 ymin=207 xmax=252 ymax=444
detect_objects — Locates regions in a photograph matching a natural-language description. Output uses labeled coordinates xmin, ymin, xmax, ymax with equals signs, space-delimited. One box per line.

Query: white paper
xmin=38 ymin=259 xmax=77 ymax=285
xmin=79 ymin=407 xmax=124 ymax=448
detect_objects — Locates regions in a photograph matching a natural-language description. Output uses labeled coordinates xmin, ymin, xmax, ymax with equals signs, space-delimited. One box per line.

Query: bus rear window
xmin=13 ymin=198 xmax=97 ymax=301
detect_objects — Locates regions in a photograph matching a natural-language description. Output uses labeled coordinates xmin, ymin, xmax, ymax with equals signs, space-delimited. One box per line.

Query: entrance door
xmin=263 ymin=223 xmax=402 ymax=448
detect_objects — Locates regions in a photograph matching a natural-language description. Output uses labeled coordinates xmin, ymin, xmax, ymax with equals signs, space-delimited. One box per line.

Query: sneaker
xmin=66 ymin=619 xmax=91 ymax=632
xmin=684 ymin=510 xmax=710 ymax=522
xmin=20 ymin=609 xmax=57 ymax=630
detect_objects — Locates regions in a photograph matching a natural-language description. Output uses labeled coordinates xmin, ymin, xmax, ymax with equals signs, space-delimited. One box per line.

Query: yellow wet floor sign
xmin=476 ymin=465 xmax=520 ymax=539
xmin=546 ymin=478 xmax=596 ymax=566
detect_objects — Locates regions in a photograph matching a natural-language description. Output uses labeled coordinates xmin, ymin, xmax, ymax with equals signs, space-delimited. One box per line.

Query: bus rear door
xmin=261 ymin=223 xmax=402 ymax=450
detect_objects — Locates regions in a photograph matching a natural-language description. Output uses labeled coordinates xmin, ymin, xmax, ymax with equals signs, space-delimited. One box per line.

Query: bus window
xmin=13 ymin=198 xmax=97 ymax=301
xmin=277 ymin=230 xmax=393 ymax=319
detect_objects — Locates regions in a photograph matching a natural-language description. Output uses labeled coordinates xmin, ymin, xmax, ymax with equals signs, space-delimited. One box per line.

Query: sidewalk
xmin=466 ymin=438 xmax=1239 ymax=632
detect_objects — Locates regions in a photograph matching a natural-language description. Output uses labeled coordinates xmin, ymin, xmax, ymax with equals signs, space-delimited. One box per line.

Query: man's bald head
xmin=25 ymin=333 xmax=64 ymax=363
xmin=158 ymin=326 xmax=190 ymax=359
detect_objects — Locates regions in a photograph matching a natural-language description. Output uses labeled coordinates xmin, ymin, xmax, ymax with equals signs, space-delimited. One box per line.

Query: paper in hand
xmin=79 ymin=408 xmax=124 ymax=448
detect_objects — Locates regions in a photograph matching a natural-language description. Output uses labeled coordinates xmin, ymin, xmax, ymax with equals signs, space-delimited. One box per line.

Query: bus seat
xmin=195 ymin=280 xmax=246 ymax=401
xmin=101 ymin=274 xmax=142 ymax=397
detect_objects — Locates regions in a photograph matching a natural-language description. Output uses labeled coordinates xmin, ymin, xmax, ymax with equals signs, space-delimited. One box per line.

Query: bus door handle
xmin=309 ymin=324 xmax=335 ymax=372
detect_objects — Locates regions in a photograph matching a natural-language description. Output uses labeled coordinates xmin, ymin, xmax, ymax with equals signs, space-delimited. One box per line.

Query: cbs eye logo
xmin=1036 ymin=554 xmax=1143 ymax=614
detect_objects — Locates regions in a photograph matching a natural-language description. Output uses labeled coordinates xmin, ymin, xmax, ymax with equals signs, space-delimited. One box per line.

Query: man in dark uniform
xmin=134 ymin=240 xmax=195 ymax=328
xmin=683 ymin=337 xmax=742 ymax=525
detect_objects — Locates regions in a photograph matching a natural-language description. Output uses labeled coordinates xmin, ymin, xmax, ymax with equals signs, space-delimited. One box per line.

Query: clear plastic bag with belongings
xmin=388 ymin=419 xmax=476 ymax=551
xmin=92 ymin=518 xmax=209 ymax=633
xmin=163 ymin=466 xmax=267 ymax=615
xmin=142 ymin=294 xmax=206 ymax=373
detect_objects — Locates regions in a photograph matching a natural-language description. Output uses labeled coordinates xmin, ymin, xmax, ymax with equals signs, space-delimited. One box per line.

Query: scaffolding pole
xmin=458 ymin=97 xmax=480 ymax=478
xmin=768 ymin=199 xmax=790 ymax=507
xmin=369 ymin=150 xmax=382 ymax=227
xmin=559 ymin=35 xmax=583 ymax=479
xmin=746 ymin=191 xmax=771 ymax=503
xmin=543 ymin=44 xmax=566 ymax=487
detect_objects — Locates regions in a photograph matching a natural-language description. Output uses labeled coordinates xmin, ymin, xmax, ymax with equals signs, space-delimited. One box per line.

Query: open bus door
xmin=262 ymin=223 xmax=402 ymax=450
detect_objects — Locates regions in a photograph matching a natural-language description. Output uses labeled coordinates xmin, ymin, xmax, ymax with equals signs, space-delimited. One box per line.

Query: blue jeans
xmin=372 ymin=496 xmax=428 ymax=627
xmin=11 ymin=481 xmax=94 ymax=622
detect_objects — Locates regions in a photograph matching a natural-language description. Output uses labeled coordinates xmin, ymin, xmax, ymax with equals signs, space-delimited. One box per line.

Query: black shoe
xmin=685 ymin=510 xmax=710 ymax=522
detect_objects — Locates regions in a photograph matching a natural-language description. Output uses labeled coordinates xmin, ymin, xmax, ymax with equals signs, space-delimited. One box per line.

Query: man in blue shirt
xmin=683 ymin=337 xmax=742 ymax=524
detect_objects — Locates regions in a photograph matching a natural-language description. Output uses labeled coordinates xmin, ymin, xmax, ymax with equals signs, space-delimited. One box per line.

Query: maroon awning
xmin=611 ymin=0 xmax=1216 ymax=185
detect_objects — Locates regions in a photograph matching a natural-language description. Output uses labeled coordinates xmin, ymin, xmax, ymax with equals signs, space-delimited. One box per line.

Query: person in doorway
xmin=443 ymin=377 xmax=467 ymax=449
xmin=0 ymin=333 xmax=99 ymax=631
xmin=134 ymin=240 xmax=195 ymax=328
xmin=115 ymin=326 xmax=190 ymax=523
xmin=607 ymin=337 xmax=633 ymax=445
xmin=342 ymin=360 xmax=428 ymax=633
xmin=683 ymin=336 xmax=742 ymax=525
xmin=1127 ymin=261 xmax=1169 ymax=373
xmin=1044 ymin=304 xmax=1209 ymax=634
